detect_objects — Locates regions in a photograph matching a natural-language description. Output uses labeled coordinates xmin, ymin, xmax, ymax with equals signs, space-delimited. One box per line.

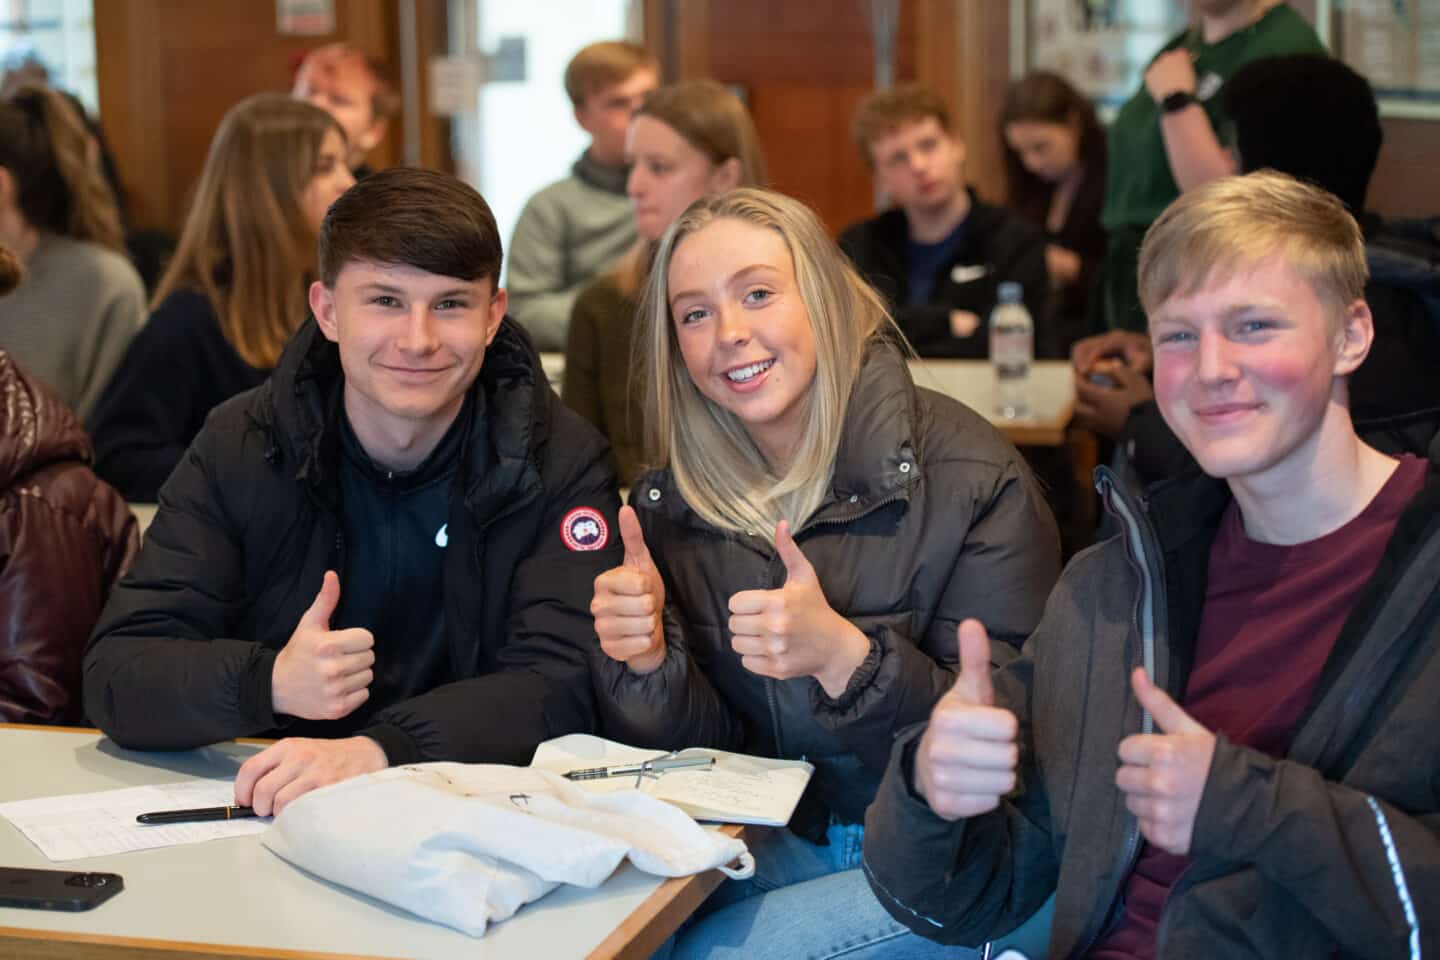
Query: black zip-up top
xmin=863 ymin=415 xmax=1440 ymax=959
xmin=592 ymin=342 xmax=1059 ymax=828
xmin=84 ymin=317 xmax=622 ymax=765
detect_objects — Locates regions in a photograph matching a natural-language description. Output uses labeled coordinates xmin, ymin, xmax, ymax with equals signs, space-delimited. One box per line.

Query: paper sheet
xmin=0 ymin=779 xmax=269 ymax=862
xmin=530 ymin=735 xmax=813 ymax=826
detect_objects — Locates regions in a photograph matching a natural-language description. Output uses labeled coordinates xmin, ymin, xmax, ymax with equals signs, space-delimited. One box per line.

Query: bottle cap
xmin=997 ymin=281 xmax=1023 ymax=304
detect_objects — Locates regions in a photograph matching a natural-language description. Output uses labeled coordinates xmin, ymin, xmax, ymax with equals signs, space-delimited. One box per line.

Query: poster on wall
xmin=1332 ymin=0 xmax=1440 ymax=116
xmin=1016 ymin=0 xmax=1189 ymax=107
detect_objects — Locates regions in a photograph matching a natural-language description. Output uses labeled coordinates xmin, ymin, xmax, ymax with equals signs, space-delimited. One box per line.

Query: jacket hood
xmin=636 ymin=338 xmax=920 ymax=527
xmin=262 ymin=314 xmax=551 ymax=507
xmin=0 ymin=349 xmax=92 ymax=488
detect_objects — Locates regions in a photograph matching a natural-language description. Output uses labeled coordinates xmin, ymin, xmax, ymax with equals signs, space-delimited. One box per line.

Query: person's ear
xmin=1333 ymin=298 xmax=1374 ymax=377
xmin=485 ymin=284 xmax=508 ymax=347
xmin=0 ymin=167 xmax=16 ymax=210
xmin=710 ymin=156 xmax=743 ymax=193
xmin=356 ymin=115 xmax=387 ymax=155
xmin=309 ymin=280 xmax=340 ymax=343
xmin=952 ymin=133 xmax=967 ymax=171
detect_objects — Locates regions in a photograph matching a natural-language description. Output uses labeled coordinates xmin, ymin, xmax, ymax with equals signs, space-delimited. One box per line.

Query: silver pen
xmin=563 ymin=754 xmax=715 ymax=781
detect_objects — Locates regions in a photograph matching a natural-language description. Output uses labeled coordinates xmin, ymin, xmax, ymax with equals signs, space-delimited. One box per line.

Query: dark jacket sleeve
xmin=0 ymin=467 xmax=138 ymax=725
xmin=814 ymin=454 xmax=1060 ymax=773
xmin=588 ymin=506 xmax=745 ymax=754
xmin=863 ymin=646 xmax=1059 ymax=947
xmin=83 ymin=415 xmax=281 ymax=748
xmin=357 ymin=407 xmax=625 ymax=766
xmin=1190 ymin=738 xmax=1440 ymax=958
xmin=561 ymin=281 xmax=605 ymax=435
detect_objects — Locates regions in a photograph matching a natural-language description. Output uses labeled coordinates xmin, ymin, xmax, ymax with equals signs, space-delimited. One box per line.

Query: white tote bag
xmin=263 ymin=763 xmax=754 ymax=937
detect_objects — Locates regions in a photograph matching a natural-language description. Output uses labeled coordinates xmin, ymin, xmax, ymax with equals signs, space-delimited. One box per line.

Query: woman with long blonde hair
xmin=562 ymin=79 xmax=765 ymax=484
xmin=89 ymin=93 xmax=353 ymax=501
xmin=588 ymin=188 xmax=1060 ymax=958
xmin=0 ymin=83 xmax=145 ymax=420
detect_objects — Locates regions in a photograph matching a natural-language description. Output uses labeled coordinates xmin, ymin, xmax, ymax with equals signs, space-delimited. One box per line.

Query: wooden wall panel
xmin=94 ymin=0 xmax=452 ymax=234
xmin=1371 ymin=118 xmax=1440 ymax=218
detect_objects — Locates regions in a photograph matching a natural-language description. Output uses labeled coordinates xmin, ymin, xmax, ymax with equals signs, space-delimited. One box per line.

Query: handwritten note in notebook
xmin=0 ymin=779 xmax=269 ymax=862
xmin=530 ymin=734 xmax=813 ymax=827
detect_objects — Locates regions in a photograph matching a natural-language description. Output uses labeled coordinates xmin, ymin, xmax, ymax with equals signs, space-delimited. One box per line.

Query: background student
xmin=1000 ymin=70 xmax=1107 ymax=357
xmin=507 ymin=41 xmax=659 ymax=351
xmin=0 ymin=243 xmax=137 ymax=725
xmin=88 ymin=94 xmax=354 ymax=503
xmin=291 ymin=42 xmax=396 ymax=178
xmin=0 ymin=82 xmax=145 ymax=422
xmin=590 ymin=188 xmax=1059 ymax=959
xmin=563 ymin=80 xmax=766 ymax=484
xmin=1097 ymin=0 xmax=1323 ymax=332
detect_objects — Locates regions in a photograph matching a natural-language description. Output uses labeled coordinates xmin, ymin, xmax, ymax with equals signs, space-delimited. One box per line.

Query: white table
xmin=0 ymin=725 xmax=738 ymax=960
xmin=908 ymin=360 xmax=1076 ymax=447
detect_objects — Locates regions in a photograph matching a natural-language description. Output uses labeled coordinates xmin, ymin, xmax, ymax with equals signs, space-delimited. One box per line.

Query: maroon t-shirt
xmin=1089 ymin=455 xmax=1427 ymax=959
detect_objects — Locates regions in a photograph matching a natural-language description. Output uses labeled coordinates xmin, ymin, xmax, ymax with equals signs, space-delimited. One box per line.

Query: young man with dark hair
xmin=507 ymin=40 xmax=658 ymax=351
xmin=864 ymin=171 xmax=1440 ymax=958
xmin=84 ymin=168 xmax=621 ymax=815
xmin=292 ymin=43 xmax=398 ymax=176
xmin=839 ymin=84 xmax=1050 ymax=358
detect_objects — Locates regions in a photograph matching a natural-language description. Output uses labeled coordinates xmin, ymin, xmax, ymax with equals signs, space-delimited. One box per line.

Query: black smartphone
xmin=0 ymin=867 xmax=124 ymax=911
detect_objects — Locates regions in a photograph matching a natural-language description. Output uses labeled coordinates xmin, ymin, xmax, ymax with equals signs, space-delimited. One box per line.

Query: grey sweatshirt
xmin=506 ymin=151 xmax=635 ymax=351
xmin=0 ymin=234 xmax=145 ymax=421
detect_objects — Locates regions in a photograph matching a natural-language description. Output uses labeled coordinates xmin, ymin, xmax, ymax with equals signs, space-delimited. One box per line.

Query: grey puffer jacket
xmin=593 ymin=343 xmax=1060 ymax=826
xmin=864 ymin=418 xmax=1440 ymax=959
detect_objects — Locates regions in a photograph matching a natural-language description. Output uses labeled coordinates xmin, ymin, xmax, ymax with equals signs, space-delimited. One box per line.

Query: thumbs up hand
xmin=271 ymin=570 xmax=376 ymax=720
xmin=913 ymin=620 xmax=1019 ymax=820
xmin=1115 ymin=668 xmax=1215 ymax=855
xmin=591 ymin=506 xmax=667 ymax=673
xmin=727 ymin=521 xmax=871 ymax=698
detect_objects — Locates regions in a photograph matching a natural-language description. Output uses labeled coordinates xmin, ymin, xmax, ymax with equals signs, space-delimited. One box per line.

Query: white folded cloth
xmin=263 ymin=763 xmax=753 ymax=937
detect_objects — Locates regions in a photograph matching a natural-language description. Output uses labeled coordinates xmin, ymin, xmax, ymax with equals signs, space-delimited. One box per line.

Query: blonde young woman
xmin=562 ymin=80 xmax=765 ymax=484
xmin=0 ymin=83 xmax=145 ymax=421
xmin=88 ymin=94 xmax=354 ymax=501
xmin=589 ymin=189 xmax=1060 ymax=959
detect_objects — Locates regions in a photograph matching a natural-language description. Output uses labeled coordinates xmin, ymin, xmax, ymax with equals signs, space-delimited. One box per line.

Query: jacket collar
xmin=264 ymin=315 xmax=549 ymax=518
xmin=572 ymin=150 xmax=629 ymax=196
xmin=638 ymin=339 xmax=920 ymax=529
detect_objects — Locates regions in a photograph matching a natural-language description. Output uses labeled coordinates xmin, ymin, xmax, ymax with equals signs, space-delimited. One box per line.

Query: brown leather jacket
xmin=0 ymin=350 xmax=137 ymax=724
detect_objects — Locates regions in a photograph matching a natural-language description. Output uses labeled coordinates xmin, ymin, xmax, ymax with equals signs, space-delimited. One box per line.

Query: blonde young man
xmin=863 ymin=172 xmax=1440 ymax=958
xmin=507 ymin=41 xmax=658 ymax=351
xmin=839 ymin=84 xmax=1049 ymax=359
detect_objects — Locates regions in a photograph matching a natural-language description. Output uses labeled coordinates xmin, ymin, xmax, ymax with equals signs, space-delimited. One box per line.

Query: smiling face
xmin=1004 ymin=118 xmax=1081 ymax=184
xmin=626 ymin=115 xmax=737 ymax=243
xmin=309 ymin=261 xmax=506 ymax=463
xmin=868 ymin=116 xmax=964 ymax=214
xmin=667 ymin=217 xmax=818 ymax=467
xmin=299 ymin=128 xmax=356 ymax=232
xmin=1150 ymin=257 xmax=1369 ymax=486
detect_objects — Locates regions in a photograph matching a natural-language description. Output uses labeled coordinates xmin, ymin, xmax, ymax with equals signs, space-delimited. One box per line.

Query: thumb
xmin=774 ymin=521 xmax=815 ymax=584
xmin=301 ymin=570 xmax=340 ymax=630
xmin=1131 ymin=668 xmax=1203 ymax=734
xmin=951 ymin=619 xmax=994 ymax=706
xmin=618 ymin=505 xmax=653 ymax=571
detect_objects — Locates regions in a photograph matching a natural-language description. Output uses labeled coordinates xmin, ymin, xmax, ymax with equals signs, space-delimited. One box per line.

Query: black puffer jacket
xmin=593 ymin=344 xmax=1060 ymax=825
xmin=84 ymin=317 xmax=621 ymax=764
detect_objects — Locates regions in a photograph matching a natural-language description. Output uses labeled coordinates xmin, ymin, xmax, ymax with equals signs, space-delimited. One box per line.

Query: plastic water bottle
xmin=990 ymin=281 xmax=1033 ymax=419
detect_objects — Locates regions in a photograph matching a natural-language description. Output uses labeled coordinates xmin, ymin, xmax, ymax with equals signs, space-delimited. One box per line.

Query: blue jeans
xmin=666 ymin=822 xmax=978 ymax=960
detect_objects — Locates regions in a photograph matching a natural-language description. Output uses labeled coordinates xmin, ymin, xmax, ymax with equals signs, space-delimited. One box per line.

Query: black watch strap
xmin=1160 ymin=90 xmax=1197 ymax=114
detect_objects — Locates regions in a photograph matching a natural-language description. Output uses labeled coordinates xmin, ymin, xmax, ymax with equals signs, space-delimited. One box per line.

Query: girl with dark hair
xmin=0 ymin=83 xmax=145 ymax=420
xmin=1001 ymin=70 xmax=1107 ymax=348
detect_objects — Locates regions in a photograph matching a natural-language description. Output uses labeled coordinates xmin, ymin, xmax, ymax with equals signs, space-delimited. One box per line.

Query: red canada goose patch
xmin=561 ymin=507 xmax=609 ymax=551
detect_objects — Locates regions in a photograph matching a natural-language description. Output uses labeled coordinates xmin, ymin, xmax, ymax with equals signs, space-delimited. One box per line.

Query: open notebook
xmin=530 ymin=734 xmax=813 ymax=827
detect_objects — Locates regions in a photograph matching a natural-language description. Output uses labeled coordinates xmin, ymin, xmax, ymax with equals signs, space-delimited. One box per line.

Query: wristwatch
xmin=1159 ymin=90 xmax=1197 ymax=114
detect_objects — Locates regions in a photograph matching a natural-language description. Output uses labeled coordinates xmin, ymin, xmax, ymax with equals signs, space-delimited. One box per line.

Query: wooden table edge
xmin=585 ymin=824 xmax=750 ymax=960
xmin=0 ymin=927 xmax=404 ymax=960
xmin=0 ymin=724 xmax=272 ymax=746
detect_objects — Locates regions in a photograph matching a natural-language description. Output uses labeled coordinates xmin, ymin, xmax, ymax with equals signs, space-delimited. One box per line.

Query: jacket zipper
xmin=1070 ymin=469 xmax=1164 ymax=959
